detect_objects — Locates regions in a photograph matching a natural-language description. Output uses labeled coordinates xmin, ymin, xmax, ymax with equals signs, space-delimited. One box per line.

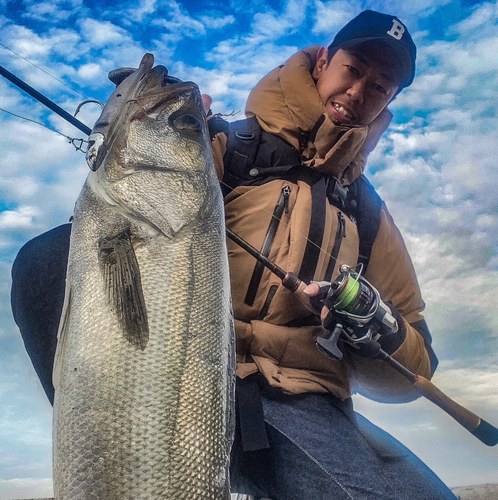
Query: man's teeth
xmin=333 ymin=103 xmax=353 ymax=119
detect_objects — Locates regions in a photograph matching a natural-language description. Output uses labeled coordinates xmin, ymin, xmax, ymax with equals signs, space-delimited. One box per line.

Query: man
xmin=207 ymin=10 xmax=457 ymax=500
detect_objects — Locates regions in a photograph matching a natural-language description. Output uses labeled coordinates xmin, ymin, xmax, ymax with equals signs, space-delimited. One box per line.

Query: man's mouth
xmin=332 ymin=103 xmax=355 ymax=121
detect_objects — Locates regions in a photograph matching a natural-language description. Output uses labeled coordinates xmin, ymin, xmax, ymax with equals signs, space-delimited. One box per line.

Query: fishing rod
xmin=226 ymin=227 xmax=498 ymax=447
xmin=0 ymin=64 xmax=92 ymax=136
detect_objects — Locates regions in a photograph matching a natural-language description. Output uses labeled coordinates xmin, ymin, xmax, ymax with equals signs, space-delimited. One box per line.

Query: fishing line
xmin=0 ymin=107 xmax=88 ymax=152
xmin=0 ymin=41 xmax=90 ymax=100
xmin=219 ymin=179 xmax=346 ymax=277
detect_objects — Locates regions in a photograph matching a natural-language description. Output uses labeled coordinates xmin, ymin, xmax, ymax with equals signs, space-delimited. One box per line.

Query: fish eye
xmin=172 ymin=113 xmax=203 ymax=133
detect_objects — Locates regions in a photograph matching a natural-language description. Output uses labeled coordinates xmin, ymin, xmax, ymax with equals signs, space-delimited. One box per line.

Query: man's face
xmin=313 ymin=46 xmax=399 ymax=126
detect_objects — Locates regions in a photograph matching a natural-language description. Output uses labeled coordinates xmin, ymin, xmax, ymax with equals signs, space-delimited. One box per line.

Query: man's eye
xmin=345 ymin=65 xmax=360 ymax=77
xmin=373 ymin=84 xmax=387 ymax=95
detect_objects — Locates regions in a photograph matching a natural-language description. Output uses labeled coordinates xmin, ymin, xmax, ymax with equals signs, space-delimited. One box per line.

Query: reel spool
xmin=325 ymin=266 xmax=378 ymax=324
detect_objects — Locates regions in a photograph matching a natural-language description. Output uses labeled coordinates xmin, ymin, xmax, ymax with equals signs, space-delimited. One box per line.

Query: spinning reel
xmin=316 ymin=265 xmax=398 ymax=360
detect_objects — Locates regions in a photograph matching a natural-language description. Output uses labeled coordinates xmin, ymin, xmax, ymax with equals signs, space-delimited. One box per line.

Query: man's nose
xmin=347 ymin=78 xmax=366 ymax=103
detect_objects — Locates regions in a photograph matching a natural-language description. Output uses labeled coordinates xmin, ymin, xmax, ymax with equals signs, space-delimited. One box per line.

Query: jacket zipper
xmin=324 ymin=211 xmax=346 ymax=282
xmin=244 ymin=186 xmax=291 ymax=306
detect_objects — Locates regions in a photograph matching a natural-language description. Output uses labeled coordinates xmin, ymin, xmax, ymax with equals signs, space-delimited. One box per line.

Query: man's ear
xmin=312 ymin=46 xmax=329 ymax=80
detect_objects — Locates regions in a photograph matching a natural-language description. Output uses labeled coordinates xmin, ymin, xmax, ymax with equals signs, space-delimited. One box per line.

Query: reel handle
xmin=316 ymin=324 xmax=344 ymax=360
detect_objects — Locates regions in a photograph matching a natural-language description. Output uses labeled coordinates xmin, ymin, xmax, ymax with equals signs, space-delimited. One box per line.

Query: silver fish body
xmin=53 ymin=54 xmax=235 ymax=500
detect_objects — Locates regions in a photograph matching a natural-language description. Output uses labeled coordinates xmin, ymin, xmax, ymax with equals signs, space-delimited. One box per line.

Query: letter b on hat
xmin=387 ymin=19 xmax=405 ymax=40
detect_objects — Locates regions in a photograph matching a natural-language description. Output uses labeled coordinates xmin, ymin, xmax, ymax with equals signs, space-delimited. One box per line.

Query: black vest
xmin=219 ymin=116 xmax=383 ymax=275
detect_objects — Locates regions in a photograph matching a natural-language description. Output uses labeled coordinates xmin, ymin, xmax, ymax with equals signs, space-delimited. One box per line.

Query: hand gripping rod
xmin=226 ymin=227 xmax=498 ymax=446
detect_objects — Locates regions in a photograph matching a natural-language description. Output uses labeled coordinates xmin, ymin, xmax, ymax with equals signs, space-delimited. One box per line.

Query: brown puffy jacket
xmin=211 ymin=46 xmax=434 ymax=403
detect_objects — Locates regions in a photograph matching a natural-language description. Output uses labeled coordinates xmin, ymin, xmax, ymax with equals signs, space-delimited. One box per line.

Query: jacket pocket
xmin=244 ymin=185 xmax=291 ymax=306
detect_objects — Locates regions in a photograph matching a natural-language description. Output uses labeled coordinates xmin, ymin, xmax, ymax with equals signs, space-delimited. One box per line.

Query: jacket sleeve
xmin=351 ymin=203 xmax=438 ymax=403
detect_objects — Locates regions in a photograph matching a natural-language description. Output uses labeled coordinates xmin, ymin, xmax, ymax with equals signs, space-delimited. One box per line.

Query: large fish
xmin=53 ymin=53 xmax=235 ymax=500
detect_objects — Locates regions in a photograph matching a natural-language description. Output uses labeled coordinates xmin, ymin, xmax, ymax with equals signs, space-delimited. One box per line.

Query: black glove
xmin=374 ymin=301 xmax=406 ymax=354
xmin=207 ymin=115 xmax=229 ymax=141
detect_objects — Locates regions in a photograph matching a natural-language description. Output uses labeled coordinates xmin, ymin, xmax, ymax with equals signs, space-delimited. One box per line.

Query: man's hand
xmin=201 ymin=94 xmax=212 ymax=114
xmin=302 ymin=282 xmax=331 ymax=323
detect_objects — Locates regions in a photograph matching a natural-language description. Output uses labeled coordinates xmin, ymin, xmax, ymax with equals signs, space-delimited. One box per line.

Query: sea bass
xmin=53 ymin=53 xmax=235 ymax=500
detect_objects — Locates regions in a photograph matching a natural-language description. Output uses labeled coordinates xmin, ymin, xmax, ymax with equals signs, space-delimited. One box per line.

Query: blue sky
xmin=1 ymin=0 xmax=498 ymax=498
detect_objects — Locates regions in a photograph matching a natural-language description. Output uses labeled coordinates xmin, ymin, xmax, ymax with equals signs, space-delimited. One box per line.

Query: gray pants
xmin=230 ymin=379 xmax=457 ymax=500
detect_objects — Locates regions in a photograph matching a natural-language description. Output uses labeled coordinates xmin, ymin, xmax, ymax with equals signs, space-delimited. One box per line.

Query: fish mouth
xmin=87 ymin=54 xmax=204 ymax=171
xmin=135 ymin=81 xmax=203 ymax=120
xmin=128 ymin=57 xmax=204 ymax=124
xmin=132 ymin=56 xmax=203 ymax=117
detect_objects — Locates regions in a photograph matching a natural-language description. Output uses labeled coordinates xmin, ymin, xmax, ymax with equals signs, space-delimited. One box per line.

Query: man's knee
xmin=11 ymin=223 xmax=71 ymax=404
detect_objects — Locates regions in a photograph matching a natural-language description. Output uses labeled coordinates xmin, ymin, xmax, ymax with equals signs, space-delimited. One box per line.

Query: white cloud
xmin=77 ymin=62 xmax=102 ymax=80
xmin=0 ymin=176 xmax=39 ymax=200
xmin=312 ymin=0 xmax=360 ymax=37
xmin=0 ymin=477 xmax=53 ymax=500
xmin=450 ymin=1 xmax=498 ymax=35
xmin=78 ymin=18 xmax=131 ymax=47
xmin=124 ymin=0 xmax=157 ymax=23
xmin=199 ymin=13 xmax=236 ymax=30
xmin=251 ymin=0 xmax=308 ymax=39
xmin=0 ymin=207 xmax=40 ymax=231
xmin=46 ymin=29 xmax=82 ymax=61
xmin=447 ymin=36 xmax=498 ymax=77
xmin=372 ymin=14 xmax=498 ymax=274
xmin=21 ymin=1 xmax=73 ymax=23
xmin=436 ymin=360 xmax=498 ymax=408
xmin=2 ymin=25 xmax=51 ymax=59
xmin=152 ymin=0 xmax=206 ymax=38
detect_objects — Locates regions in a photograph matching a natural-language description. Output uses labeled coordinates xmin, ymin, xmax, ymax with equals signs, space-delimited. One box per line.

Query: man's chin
xmin=328 ymin=113 xmax=358 ymax=127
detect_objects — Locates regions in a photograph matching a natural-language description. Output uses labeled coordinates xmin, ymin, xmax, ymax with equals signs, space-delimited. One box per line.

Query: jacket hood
xmin=245 ymin=46 xmax=391 ymax=185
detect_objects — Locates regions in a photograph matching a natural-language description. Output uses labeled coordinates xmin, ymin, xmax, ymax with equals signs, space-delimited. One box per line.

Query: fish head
xmin=86 ymin=54 xmax=221 ymax=238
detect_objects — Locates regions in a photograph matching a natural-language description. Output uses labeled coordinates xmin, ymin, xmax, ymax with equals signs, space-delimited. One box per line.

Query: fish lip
xmin=134 ymin=82 xmax=203 ymax=121
xmin=86 ymin=56 xmax=204 ymax=171
xmin=138 ymin=81 xmax=200 ymax=110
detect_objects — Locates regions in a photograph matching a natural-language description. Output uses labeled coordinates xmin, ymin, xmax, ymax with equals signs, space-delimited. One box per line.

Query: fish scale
xmin=53 ymin=54 xmax=234 ymax=499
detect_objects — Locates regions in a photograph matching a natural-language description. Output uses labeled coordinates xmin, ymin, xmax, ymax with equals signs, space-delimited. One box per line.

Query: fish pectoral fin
xmin=99 ymin=231 xmax=149 ymax=350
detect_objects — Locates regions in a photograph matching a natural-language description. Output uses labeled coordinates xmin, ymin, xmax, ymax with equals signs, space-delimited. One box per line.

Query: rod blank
xmin=0 ymin=64 xmax=92 ymax=136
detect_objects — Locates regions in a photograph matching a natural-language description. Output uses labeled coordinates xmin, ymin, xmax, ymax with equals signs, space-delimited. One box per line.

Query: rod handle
xmin=414 ymin=375 xmax=498 ymax=446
